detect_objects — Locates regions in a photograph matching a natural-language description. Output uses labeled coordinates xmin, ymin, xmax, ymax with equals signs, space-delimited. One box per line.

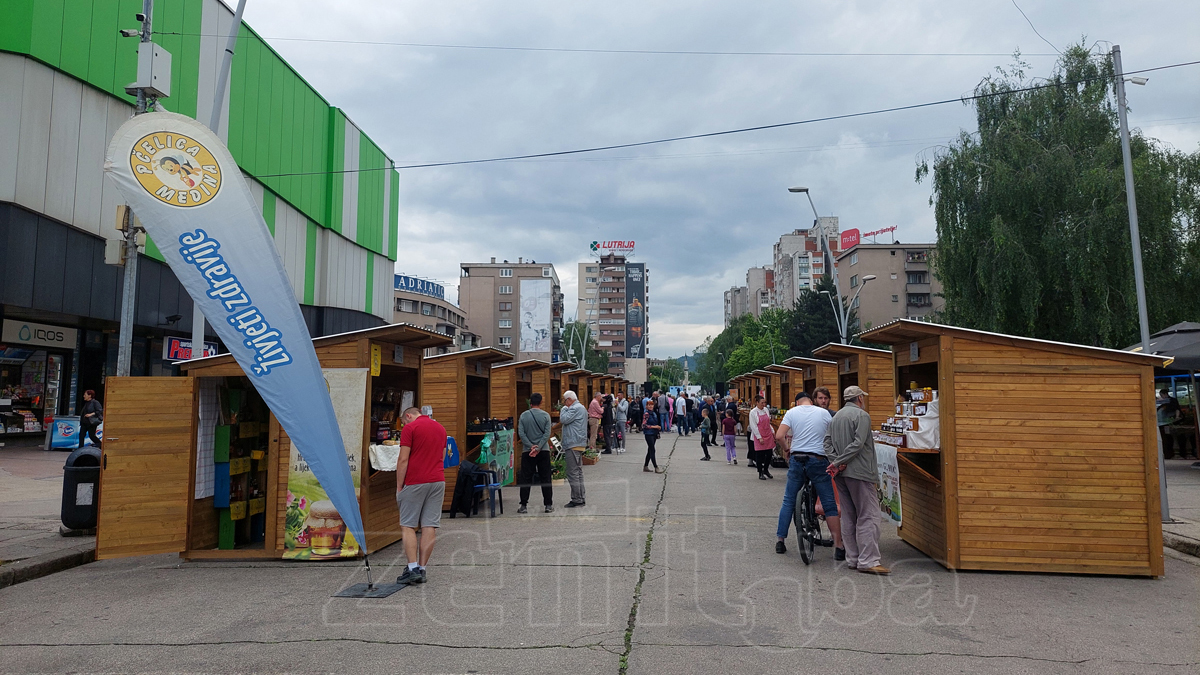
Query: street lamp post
xmin=789 ymin=187 xmax=848 ymax=342
xmin=1112 ymin=45 xmax=1169 ymax=522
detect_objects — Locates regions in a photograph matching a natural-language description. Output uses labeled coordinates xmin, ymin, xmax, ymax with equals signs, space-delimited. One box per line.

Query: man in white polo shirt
xmin=772 ymin=391 xmax=844 ymax=558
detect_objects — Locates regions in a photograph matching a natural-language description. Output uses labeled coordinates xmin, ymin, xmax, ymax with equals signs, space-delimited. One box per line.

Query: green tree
xmin=649 ymin=360 xmax=685 ymax=392
xmin=725 ymin=309 xmax=790 ymax=375
xmin=694 ymin=313 xmax=758 ymax=388
xmin=783 ymin=275 xmax=856 ymax=355
xmin=560 ymin=320 xmax=609 ymax=372
xmin=919 ymin=45 xmax=1200 ymax=347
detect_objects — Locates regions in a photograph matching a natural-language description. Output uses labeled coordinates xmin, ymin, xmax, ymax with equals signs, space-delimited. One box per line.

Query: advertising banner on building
xmin=104 ymin=111 xmax=365 ymax=554
xmin=519 ymin=279 xmax=552 ymax=354
xmin=626 ymin=263 xmax=646 ymax=359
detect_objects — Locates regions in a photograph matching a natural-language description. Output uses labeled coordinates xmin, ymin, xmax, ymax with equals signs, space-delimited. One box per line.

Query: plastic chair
xmin=471 ymin=468 xmax=504 ymax=517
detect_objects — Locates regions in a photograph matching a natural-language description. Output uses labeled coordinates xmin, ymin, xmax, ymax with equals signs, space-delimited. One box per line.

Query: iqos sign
xmin=2 ymin=320 xmax=78 ymax=349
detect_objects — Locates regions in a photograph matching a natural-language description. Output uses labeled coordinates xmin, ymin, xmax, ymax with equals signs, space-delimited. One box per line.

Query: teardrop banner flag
xmin=104 ymin=111 xmax=365 ymax=555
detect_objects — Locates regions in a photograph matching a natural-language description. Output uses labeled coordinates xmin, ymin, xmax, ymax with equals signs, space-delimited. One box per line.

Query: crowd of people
xmin=390 ymin=383 xmax=890 ymax=588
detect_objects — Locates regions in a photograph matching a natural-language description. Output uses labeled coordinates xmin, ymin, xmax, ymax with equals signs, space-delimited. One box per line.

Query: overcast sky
xmin=240 ymin=0 xmax=1200 ymax=357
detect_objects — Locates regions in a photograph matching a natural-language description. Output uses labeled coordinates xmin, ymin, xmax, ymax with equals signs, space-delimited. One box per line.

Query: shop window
xmin=500 ymin=268 xmax=513 ymax=277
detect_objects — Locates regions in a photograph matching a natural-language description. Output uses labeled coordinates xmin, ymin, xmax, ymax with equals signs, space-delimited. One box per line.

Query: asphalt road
xmin=0 ymin=431 xmax=1197 ymax=674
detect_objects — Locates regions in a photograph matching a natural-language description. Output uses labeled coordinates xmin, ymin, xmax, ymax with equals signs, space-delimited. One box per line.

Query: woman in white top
xmin=748 ymin=395 xmax=775 ymax=480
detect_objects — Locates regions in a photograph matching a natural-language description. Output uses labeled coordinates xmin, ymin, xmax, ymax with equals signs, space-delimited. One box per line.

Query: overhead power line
xmin=158 ymin=31 xmax=1057 ymax=58
xmin=245 ymin=58 xmax=1200 ymax=176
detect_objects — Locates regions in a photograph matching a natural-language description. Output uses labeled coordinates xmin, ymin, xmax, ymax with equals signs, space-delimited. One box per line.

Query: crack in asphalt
xmin=618 ymin=433 xmax=678 ymax=675
xmin=0 ymin=638 xmax=607 ymax=651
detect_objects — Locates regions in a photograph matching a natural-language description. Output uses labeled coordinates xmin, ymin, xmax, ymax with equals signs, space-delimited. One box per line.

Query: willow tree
xmin=919 ymin=45 xmax=1200 ymax=347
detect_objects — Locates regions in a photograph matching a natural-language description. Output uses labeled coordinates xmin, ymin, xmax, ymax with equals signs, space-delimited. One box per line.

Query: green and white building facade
xmin=0 ymin=0 xmax=399 ymax=424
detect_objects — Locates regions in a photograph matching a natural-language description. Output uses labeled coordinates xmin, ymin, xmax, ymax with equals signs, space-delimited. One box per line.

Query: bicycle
xmin=792 ymin=471 xmax=835 ymax=564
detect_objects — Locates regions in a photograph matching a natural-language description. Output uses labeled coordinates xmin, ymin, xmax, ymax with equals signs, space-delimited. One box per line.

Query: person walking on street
xmin=560 ymin=391 xmax=589 ymax=508
xmin=698 ymin=407 xmax=713 ymax=460
xmin=395 ymin=407 xmax=448 ymax=585
xmin=516 ymin=393 xmax=554 ymax=513
xmin=773 ymin=392 xmax=843 ymax=557
xmin=749 ymin=395 xmax=775 ymax=480
xmin=614 ymin=392 xmax=629 ymax=453
xmin=78 ymin=390 xmax=103 ymax=448
xmin=588 ymin=392 xmax=603 ymax=451
xmin=642 ymin=403 xmax=665 ymax=473
xmin=675 ymin=393 xmax=689 ymax=436
xmin=721 ymin=409 xmax=738 ymax=464
xmin=659 ymin=392 xmax=673 ymax=433
xmin=712 ymin=397 xmax=726 ymax=445
xmin=629 ymin=395 xmax=643 ymax=434
xmin=601 ymin=395 xmax=616 ymax=454
xmin=685 ymin=393 xmax=696 ymax=434
xmin=825 ymin=386 xmax=888 ymax=575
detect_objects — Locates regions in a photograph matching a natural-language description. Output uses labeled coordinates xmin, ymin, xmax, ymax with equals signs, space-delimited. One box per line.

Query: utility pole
xmin=115 ymin=1 xmax=154 ymax=377
xmin=190 ymin=0 xmax=249 ymax=360
xmin=1113 ymin=45 xmax=1169 ymax=522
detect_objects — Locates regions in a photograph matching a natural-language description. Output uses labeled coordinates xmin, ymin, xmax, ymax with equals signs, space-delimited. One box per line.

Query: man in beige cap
xmin=824 ymin=385 xmax=889 ymax=575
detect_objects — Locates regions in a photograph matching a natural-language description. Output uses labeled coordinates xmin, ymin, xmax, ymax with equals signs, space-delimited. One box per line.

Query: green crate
xmin=218 ymin=508 xmax=235 ymax=550
xmin=214 ymin=425 xmax=232 ymax=462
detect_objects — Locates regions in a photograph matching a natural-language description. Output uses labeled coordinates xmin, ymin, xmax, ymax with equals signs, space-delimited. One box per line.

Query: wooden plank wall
xmin=865 ymin=353 xmax=895 ymax=429
xmin=423 ymin=358 xmax=465 ymax=449
xmin=491 ymin=369 xmax=515 ymax=420
xmin=898 ymin=459 xmax=947 ymax=565
xmin=274 ymin=425 xmax=292 ymax=552
xmin=315 ymin=341 xmax=362 ymax=368
xmin=190 ymin=496 xmax=219 ymax=550
xmin=950 ymin=338 xmax=1158 ymax=576
xmin=364 ymin=470 xmax=401 ymax=553
xmin=818 ymin=364 xmax=841 ymax=412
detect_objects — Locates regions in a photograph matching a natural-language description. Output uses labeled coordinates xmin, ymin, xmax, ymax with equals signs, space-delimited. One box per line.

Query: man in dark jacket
xmin=517 ymin=393 xmax=554 ymax=513
xmin=79 ymin=390 xmax=103 ymax=448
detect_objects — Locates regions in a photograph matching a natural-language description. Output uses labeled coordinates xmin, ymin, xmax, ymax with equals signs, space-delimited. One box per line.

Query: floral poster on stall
xmin=284 ymin=368 xmax=366 ymax=560
xmin=480 ymin=429 xmax=516 ymax=486
xmin=875 ymin=443 xmax=902 ymax=526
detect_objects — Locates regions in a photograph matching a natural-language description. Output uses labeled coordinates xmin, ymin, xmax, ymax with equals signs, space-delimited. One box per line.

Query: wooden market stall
xmin=782 ymin=356 xmax=841 ymax=411
xmin=812 ymin=343 xmax=894 ymax=426
xmin=564 ymin=368 xmax=591 ymax=401
xmin=859 ymin=319 xmax=1167 ymax=577
xmin=548 ymin=362 xmax=574 ymax=414
xmin=491 ymin=360 xmax=552 ymax=471
xmin=752 ymin=369 xmax=782 ymax=409
xmin=94 ymin=324 xmax=451 ymax=561
xmin=421 ymin=347 xmax=514 ymax=509
xmin=765 ymin=364 xmax=807 ymax=409
xmin=598 ymin=374 xmax=617 ymax=396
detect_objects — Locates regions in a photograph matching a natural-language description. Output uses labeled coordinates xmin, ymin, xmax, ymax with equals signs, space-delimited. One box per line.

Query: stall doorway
xmin=838 ymin=373 xmax=859 ymax=407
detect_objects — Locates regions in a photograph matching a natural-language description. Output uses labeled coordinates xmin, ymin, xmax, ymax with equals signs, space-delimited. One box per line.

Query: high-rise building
xmin=458 ymin=258 xmax=563 ymax=361
xmin=836 ymin=244 xmax=943 ymax=331
xmin=745 ymin=266 xmax=775 ymax=318
xmin=576 ymin=253 xmax=647 ymax=376
xmin=773 ymin=216 xmax=841 ymax=309
xmin=723 ymin=286 xmax=750 ymax=327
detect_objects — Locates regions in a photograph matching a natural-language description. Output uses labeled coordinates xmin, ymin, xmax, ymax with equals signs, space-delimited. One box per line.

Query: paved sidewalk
xmin=0 ymin=446 xmax=96 ymax=585
xmin=1162 ymin=458 xmax=1200 ymax=557
xmin=0 ymin=431 xmax=1197 ymax=673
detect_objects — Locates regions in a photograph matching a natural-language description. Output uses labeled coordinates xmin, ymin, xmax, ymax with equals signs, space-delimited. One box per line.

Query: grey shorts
xmin=397 ymin=482 xmax=445 ymax=529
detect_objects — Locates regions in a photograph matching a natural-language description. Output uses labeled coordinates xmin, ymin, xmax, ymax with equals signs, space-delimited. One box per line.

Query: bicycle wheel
xmin=794 ymin=483 xmax=818 ymax=564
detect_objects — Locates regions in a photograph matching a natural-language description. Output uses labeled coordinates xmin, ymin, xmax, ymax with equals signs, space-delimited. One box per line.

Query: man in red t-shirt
xmin=395 ymin=407 xmax=448 ymax=585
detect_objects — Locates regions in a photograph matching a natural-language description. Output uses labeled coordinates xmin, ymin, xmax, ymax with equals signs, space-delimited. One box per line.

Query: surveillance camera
xmin=119 ymin=28 xmax=139 ymax=37
xmin=135 ymin=12 xmax=146 ymax=21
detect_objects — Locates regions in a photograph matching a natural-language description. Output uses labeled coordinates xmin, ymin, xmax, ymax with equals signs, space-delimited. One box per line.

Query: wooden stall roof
xmin=179 ymin=323 xmax=453 ymax=372
xmin=812 ymin=342 xmax=893 ymax=361
xmin=424 ymin=346 xmax=514 ymax=367
xmin=859 ymin=319 xmax=1171 ymax=367
xmin=782 ymin=356 xmax=838 ymax=369
xmin=765 ymin=364 xmax=806 ymax=375
xmin=549 ymin=362 xmax=575 ymax=375
xmin=491 ymin=358 xmax=552 ymax=372
xmin=563 ymin=368 xmax=590 ymax=377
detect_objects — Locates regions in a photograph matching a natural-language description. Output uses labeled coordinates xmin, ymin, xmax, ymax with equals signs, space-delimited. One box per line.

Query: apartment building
xmin=576 ymin=254 xmax=648 ymax=376
xmin=393 ymin=275 xmax=478 ymax=354
xmin=773 ymin=216 xmax=841 ymax=309
xmin=723 ymin=286 xmax=750 ymax=328
xmin=837 ymin=244 xmax=943 ymax=331
xmin=458 ymin=258 xmax=563 ymax=361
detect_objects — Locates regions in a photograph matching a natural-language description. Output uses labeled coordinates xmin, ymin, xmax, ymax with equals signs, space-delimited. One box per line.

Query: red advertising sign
xmin=840 ymin=229 xmax=860 ymax=251
xmin=862 ymin=226 xmax=897 ymax=240
xmin=163 ymin=336 xmax=219 ymax=361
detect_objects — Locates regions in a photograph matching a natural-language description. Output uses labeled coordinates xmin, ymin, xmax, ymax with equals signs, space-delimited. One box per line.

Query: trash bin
xmin=62 ymin=447 xmax=101 ymax=530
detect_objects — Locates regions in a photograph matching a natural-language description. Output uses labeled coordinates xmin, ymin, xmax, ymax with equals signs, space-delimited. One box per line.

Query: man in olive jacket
xmin=559 ymin=391 xmax=588 ymax=507
xmin=824 ymin=386 xmax=889 ymax=575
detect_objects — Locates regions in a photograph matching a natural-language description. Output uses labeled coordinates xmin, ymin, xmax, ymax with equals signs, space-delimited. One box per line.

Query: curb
xmin=1164 ymin=532 xmax=1200 ymax=559
xmin=0 ymin=543 xmax=96 ymax=589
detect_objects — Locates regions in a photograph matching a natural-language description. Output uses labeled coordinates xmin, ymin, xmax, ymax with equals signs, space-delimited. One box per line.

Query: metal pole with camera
xmin=113 ymin=1 xmax=156 ymax=377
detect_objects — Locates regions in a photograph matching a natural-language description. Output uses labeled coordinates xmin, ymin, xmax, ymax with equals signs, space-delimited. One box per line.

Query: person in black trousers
xmin=516 ymin=393 xmax=554 ymax=513
xmin=79 ymin=389 xmax=103 ymax=448
xmin=642 ymin=406 xmax=664 ymax=473
xmin=601 ymin=395 xmax=615 ymax=454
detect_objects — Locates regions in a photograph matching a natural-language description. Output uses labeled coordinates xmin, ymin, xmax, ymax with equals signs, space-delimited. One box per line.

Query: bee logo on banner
xmin=130 ymin=132 xmax=222 ymax=207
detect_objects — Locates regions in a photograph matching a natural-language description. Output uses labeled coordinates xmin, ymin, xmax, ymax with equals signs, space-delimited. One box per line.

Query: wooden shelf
xmin=898 ymin=447 xmax=940 ymax=454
